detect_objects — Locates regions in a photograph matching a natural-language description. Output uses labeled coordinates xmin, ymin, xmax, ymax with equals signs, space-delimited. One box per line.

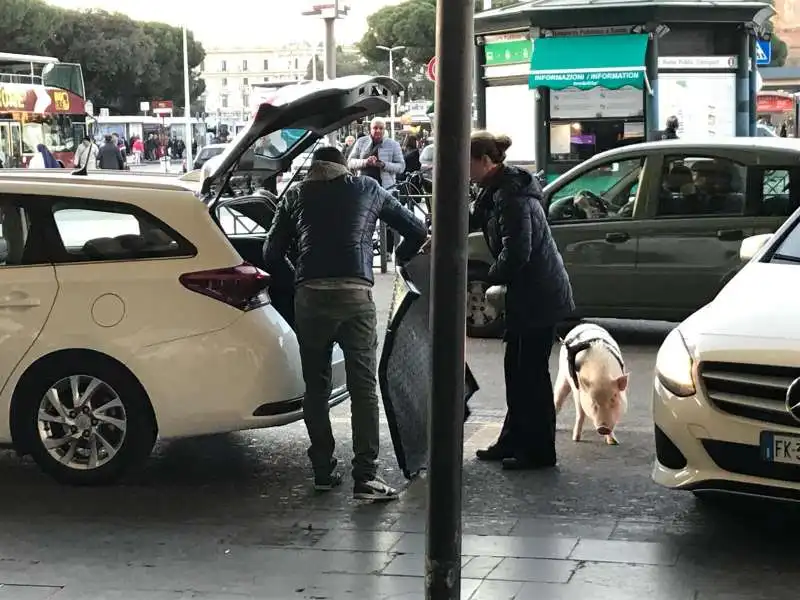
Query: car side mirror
xmin=739 ymin=233 xmax=772 ymax=262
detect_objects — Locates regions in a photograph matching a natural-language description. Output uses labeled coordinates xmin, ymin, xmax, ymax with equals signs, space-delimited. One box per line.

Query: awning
xmin=529 ymin=34 xmax=649 ymax=91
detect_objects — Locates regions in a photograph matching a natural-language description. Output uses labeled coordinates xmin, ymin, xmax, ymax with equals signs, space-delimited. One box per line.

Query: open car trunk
xmin=202 ymin=76 xmax=403 ymax=330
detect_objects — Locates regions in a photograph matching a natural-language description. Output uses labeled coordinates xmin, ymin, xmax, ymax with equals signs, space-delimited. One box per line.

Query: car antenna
xmin=71 ymin=163 xmax=88 ymax=177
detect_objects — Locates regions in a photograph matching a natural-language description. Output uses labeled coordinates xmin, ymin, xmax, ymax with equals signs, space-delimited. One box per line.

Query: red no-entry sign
xmin=426 ymin=57 xmax=437 ymax=82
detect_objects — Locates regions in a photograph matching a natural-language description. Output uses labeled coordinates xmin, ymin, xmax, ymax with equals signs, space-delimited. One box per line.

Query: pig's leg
xmin=605 ymin=433 xmax=620 ymax=446
xmin=553 ymin=371 xmax=571 ymax=415
xmin=572 ymin=399 xmax=585 ymax=442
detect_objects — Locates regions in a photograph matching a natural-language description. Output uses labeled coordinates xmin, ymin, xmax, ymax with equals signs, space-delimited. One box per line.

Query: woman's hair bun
xmin=494 ymin=134 xmax=512 ymax=154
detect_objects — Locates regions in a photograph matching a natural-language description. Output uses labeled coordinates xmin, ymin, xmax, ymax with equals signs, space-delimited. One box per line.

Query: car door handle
xmin=605 ymin=232 xmax=630 ymax=243
xmin=717 ymin=229 xmax=744 ymax=241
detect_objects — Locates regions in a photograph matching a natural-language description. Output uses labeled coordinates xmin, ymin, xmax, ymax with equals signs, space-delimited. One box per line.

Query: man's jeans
xmin=294 ymin=286 xmax=380 ymax=482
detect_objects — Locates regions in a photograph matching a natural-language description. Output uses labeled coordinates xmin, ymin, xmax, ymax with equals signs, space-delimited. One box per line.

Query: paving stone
xmin=462 ymin=555 xmax=504 ymax=580
xmin=514 ymin=582 xmax=695 ymax=600
xmin=468 ymin=580 xmax=525 ymax=600
xmin=0 ymin=584 xmax=61 ymax=599
xmin=486 ymin=558 xmax=577 ymax=583
xmin=381 ymin=554 xmax=470 ymax=577
xmin=391 ymin=533 xmax=577 ymax=559
xmin=570 ymin=562 xmax=694 ymax=597
xmin=314 ymin=530 xmax=405 ymax=552
xmin=511 ymin=517 xmax=615 ymax=540
xmin=569 ymin=538 xmax=679 ymax=565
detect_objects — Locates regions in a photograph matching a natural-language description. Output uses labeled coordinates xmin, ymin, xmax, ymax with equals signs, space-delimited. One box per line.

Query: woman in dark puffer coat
xmin=469 ymin=131 xmax=574 ymax=470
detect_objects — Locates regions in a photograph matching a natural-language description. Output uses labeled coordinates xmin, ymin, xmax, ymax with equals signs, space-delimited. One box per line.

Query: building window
xmin=199 ymin=62 xmax=205 ymax=72
xmin=294 ymin=58 xmax=299 ymax=70
xmin=263 ymin=59 xmax=269 ymax=71
xmin=243 ymin=94 xmax=249 ymax=108
xmin=243 ymin=77 xmax=249 ymax=86
xmin=221 ymin=95 xmax=228 ymax=108
xmin=220 ymin=60 xmax=227 ymax=72
xmin=222 ymin=77 xmax=228 ymax=86
xmin=242 ymin=59 xmax=248 ymax=71
xmin=263 ymin=76 xmax=269 ymax=82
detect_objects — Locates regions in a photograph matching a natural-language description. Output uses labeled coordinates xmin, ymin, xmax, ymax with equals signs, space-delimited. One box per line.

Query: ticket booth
xmin=474 ymin=0 xmax=775 ymax=180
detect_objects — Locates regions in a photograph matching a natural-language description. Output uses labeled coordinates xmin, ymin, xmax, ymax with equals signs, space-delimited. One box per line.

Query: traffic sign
xmin=426 ymin=57 xmax=437 ymax=82
xmin=756 ymin=39 xmax=772 ymax=66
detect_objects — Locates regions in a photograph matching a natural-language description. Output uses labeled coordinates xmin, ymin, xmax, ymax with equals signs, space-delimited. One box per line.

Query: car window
xmin=218 ymin=206 xmax=267 ymax=236
xmin=548 ymin=158 xmax=643 ymax=221
xmin=759 ymin=168 xmax=799 ymax=217
xmin=656 ymin=156 xmax=746 ymax=218
xmin=252 ymin=128 xmax=308 ymax=159
xmin=0 ymin=203 xmax=46 ymax=266
xmin=772 ymin=218 xmax=800 ymax=263
xmin=199 ymin=147 xmax=225 ymax=161
xmin=51 ymin=203 xmax=196 ymax=262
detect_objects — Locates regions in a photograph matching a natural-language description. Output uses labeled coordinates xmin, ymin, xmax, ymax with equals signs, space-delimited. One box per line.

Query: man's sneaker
xmin=353 ymin=476 xmax=399 ymax=501
xmin=314 ymin=470 xmax=343 ymax=492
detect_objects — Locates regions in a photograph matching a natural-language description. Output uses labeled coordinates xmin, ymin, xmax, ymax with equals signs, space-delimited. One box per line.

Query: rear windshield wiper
xmin=772 ymin=253 xmax=800 ymax=264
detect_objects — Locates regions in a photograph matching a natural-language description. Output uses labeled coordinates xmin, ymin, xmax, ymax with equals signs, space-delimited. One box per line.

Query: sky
xmin=46 ymin=0 xmax=405 ymax=47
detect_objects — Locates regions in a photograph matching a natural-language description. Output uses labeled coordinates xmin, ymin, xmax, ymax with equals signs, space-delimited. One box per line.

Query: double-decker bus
xmin=0 ymin=52 xmax=89 ymax=168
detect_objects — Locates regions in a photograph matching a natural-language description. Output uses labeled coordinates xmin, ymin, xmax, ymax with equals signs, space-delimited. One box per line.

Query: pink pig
xmin=553 ymin=324 xmax=629 ymax=445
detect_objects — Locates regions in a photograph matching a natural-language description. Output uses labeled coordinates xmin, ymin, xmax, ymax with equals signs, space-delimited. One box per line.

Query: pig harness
xmin=561 ymin=324 xmax=626 ymax=388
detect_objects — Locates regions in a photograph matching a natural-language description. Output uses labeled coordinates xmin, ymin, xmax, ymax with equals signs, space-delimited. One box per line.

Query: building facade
xmin=199 ymin=43 xmax=316 ymax=121
xmin=774 ymin=0 xmax=800 ymax=64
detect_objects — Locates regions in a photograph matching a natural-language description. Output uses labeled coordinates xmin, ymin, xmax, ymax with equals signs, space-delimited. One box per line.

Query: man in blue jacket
xmin=264 ymin=146 xmax=427 ymax=501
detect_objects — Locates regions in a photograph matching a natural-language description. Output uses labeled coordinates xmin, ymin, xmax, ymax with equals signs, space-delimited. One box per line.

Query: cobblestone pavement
xmin=0 ymin=273 xmax=798 ymax=599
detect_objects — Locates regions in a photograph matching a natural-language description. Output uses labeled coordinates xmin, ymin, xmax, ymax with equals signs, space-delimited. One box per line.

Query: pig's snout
xmin=596 ymin=425 xmax=612 ymax=436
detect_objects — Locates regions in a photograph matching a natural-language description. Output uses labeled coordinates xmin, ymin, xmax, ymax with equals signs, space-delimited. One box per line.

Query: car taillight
xmin=179 ymin=262 xmax=271 ymax=311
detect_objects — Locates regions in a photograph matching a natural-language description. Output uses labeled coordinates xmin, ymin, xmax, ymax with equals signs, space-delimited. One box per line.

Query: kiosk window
xmin=758 ymin=169 xmax=798 ymax=217
xmin=656 ymin=156 xmax=746 ymax=217
xmin=548 ymin=158 xmax=643 ymax=221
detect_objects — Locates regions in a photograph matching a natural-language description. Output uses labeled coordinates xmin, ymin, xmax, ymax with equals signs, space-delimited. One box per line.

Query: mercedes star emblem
xmin=785 ymin=377 xmax=800 ymax=423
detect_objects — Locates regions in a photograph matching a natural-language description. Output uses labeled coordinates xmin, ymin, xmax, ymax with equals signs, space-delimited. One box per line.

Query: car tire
xmin=17 ymin=356 xmax=156 ymax=486
xmin=466 ymin=266 xmax=505 ymax=339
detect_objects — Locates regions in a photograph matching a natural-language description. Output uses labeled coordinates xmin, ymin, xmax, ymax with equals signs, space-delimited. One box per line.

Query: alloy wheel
xmin=36 ymin=375 xmax=128 ymax=471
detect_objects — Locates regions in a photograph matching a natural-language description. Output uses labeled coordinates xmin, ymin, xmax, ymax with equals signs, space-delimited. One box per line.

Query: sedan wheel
xmin=466 ymin=279 xmax=504 ymax=339
xmin=20 ymin=358 xmax=156 ymax=485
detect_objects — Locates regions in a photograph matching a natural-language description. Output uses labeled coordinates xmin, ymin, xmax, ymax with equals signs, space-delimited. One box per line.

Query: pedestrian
xmin=347 ymin=117 xmax=405 ymax=189
xmin=29 ymin=143 xmax=61 ymax=169
xmin=660 ymin=115 xmax=679 ymax=140
xmin=469 ymin=132 xmax=574 ymax=470
xmin=263 ymin=146 xmax=427 ymax=500
xmin=73 ymin=136 xmax=98 ymax=170
xmin=348 ymin=117 xmax=405 ymax=258
xmin=780 ymin=122 xmax=788 ymax=138
xmin=131 ymin=136 xmax=144 ymax=164
xmin=402 ymin=135 xmax=421 ymax=175
xmin=97 ymin=134 xmax=125 ymax=170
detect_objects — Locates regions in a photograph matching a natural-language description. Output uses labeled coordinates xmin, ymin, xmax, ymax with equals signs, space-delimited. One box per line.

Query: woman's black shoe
xmin=475 ymin=446 xmax=512 ymax=461
xmin=501 ymin=457 xmax=557 ymax=470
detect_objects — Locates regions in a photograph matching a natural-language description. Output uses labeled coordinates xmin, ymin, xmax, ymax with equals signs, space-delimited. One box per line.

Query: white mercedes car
xmin=653 ymin=205 xmax=800 ymax=501
xmin=0 ymin=76 xmax=401 ymax=485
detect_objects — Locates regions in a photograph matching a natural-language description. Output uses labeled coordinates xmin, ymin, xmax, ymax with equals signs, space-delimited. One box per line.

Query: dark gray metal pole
xmin=425 ymin=0 xmax=473 ymax=598
xmin=748 ymin=32 xmax=757 ymax=137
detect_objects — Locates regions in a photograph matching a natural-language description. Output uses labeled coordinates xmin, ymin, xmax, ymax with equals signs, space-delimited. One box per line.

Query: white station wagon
xmin=0 ymin=76 xmax=401 ymax=485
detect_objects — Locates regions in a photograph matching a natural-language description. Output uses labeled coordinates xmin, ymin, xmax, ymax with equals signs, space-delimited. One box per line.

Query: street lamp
xmin=376 ymin=45 xmax=405 ymax=139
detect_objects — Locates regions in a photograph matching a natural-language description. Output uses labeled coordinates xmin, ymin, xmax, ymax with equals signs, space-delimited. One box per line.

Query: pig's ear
xmin=616 ymin=373 xmax=629 ymax=392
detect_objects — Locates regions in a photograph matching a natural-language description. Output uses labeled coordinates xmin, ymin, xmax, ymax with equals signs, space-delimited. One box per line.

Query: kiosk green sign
xmin=485 ymin=39 xmax=531 ymax=66
xmin=528 ymin=34 xmax=649 ymax=91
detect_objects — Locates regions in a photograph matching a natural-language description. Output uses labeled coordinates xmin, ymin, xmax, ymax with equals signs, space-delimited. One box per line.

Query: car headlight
xmin=655 ymin=328 xmax=696 ymax=397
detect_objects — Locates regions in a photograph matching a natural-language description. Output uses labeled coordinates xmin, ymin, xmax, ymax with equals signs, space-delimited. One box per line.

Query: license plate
xmin=761 ymin=431 xmax=800 ymax=465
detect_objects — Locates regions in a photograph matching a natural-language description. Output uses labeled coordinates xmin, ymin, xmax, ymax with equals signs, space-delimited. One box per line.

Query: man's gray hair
xmin=370 ymin=116 xmax=386 ymax=128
